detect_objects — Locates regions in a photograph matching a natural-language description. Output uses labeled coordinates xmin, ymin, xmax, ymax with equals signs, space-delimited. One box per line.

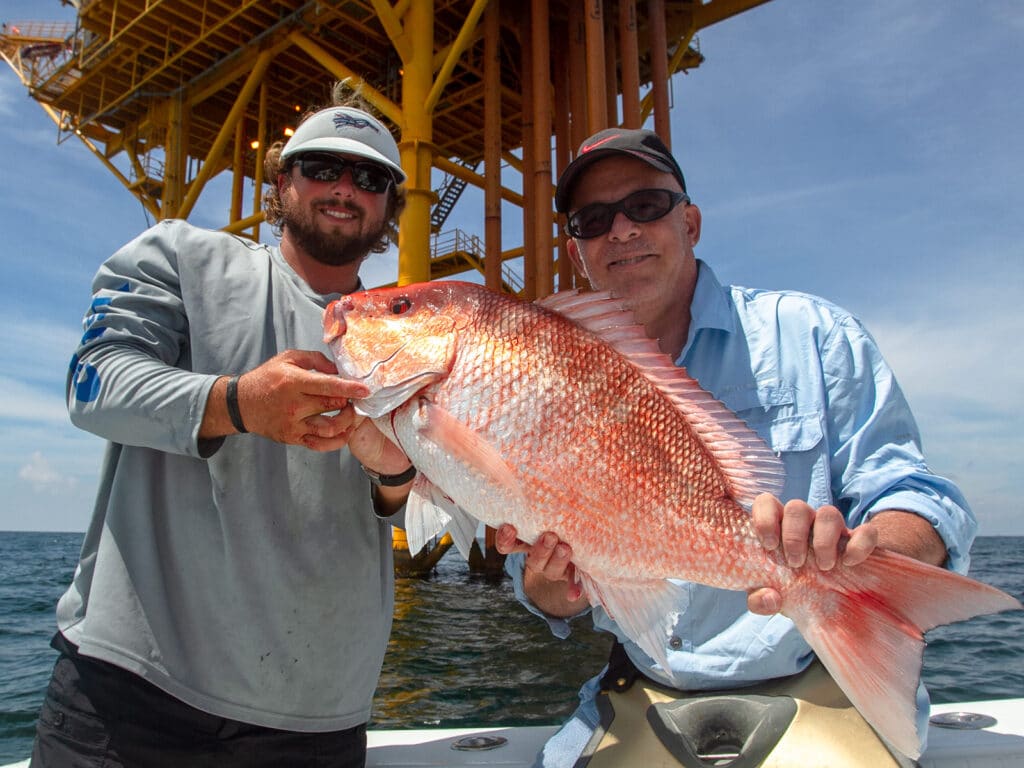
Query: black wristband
xmin=225 ymin=375 xmax=248 ymax=434
xmin=361 ymin=464 xmax=417 ymax=487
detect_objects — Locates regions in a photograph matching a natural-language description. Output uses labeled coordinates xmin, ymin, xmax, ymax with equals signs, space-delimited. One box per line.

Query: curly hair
xmin=262 ymin=82 xmax=406 ymax=253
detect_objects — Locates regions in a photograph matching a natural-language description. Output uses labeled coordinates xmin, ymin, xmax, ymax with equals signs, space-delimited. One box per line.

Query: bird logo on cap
xmin=333 ymin=112 xmax=381 ymax=134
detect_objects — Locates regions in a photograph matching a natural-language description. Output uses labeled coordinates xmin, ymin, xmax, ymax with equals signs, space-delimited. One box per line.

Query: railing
xmin=431 ymin=159 xmax=479 ymax=232
xmin=431 ymin=228 xmax=524 ymax=295
xmin=0 ymin=21 xmax=76 ymax=87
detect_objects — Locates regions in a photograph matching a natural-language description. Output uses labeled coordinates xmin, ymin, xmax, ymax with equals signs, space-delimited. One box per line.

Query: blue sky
xmin=1 ymin=1 xmax=1022 ymax=536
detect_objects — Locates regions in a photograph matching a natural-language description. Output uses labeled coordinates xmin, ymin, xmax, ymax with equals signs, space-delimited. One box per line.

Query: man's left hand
xmin=746 ymin=494 xmax=879 ymax=615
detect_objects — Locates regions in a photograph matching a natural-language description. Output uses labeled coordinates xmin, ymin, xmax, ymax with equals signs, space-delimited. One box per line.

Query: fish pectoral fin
xmin=404 ymin=474 xmax=479 ymax=559
xmin=414 ymin=400 xmax=525 ymax=503
xmin=576 ymin=573 xmax=688 ymax=675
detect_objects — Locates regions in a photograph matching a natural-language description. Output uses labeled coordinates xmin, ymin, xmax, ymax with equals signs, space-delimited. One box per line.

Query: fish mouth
xmin=337 ymin=343 xmax=405 ymax=382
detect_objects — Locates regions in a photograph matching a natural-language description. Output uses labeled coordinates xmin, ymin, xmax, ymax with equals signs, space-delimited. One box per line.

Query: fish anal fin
xmin=575 ymin=573 xmax=689 ymax=676
xmin=404 ymin=474 xmax=451 ymax=557
xmin=404 ymin=474 xmax=480 ymax=559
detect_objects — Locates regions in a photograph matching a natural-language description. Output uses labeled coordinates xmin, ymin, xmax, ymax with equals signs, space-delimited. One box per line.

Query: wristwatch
xmin=361 ymin=463 xmax=417 ymax=487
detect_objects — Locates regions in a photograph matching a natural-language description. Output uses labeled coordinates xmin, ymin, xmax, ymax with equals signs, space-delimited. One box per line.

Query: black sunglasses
xmin=292 ymin=153 xmax=394 ymax=194
xmin=566 ymin=188 xmax=690 ymax=239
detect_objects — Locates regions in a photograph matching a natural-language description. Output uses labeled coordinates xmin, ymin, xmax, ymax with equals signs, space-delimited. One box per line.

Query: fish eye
xmin=390 ymin=297 xmax=412 ymax=315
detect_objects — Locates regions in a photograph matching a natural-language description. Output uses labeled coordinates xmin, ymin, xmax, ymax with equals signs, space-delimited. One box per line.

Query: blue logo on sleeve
xmin=69 ymin=283 xmax=127 ymax=401
xmin=82 ymin=312 xmax=107 ymax=343
xmin=72 ymin=361 xmax=101 ymax=403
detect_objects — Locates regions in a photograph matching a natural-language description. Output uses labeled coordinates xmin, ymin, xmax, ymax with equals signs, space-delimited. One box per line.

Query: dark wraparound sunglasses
xmin=566 ymin=188 xmax=690 ymax=239
xmin=292 ymin=153 xmax=394 ymax=194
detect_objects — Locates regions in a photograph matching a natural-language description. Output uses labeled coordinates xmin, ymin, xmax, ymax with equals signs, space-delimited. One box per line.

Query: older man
xmin=499 ymin=127 xmax=975 ymax=766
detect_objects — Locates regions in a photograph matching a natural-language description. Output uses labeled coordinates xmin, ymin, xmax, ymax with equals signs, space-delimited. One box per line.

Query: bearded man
xmin=31 ymin=92 xmax=415 ymax=768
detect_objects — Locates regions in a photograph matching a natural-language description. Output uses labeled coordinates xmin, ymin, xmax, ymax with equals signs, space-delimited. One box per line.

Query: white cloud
xmin=2 ymin=420 xmax=103 ymax=531
xmin=18 ymin=450 xmax=76 ymax=492
xmin=868 ymin=297 xmax=1024 ymax=419
xmin=863 ymin=289 xmax=1024 ymax=537
xmin=0 ymin=374 xmax=69 ymax=424
xmin=0 ymin=314 xmax=81 ymax=374
xmin=362 ymin=248 xmax=401 ymax=288
xmin=0 ymin=75 xmax=21 ymax=117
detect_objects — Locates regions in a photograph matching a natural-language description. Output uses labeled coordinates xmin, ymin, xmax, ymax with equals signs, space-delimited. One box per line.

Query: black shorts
xmin=30 ymin=635 xmax=367 ymax=768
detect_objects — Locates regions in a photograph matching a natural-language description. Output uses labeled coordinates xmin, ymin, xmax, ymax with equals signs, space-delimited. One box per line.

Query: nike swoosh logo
xmin=580 ymin=134 xmax=622 ymax=154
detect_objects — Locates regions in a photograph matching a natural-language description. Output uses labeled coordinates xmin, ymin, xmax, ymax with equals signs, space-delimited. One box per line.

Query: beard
xmin=282 ymin=196 xmax=388 ymax=267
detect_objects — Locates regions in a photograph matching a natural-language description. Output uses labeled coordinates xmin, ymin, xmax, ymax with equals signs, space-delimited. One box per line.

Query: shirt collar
xmin=679 ymin=259 xmax=736 ymax=362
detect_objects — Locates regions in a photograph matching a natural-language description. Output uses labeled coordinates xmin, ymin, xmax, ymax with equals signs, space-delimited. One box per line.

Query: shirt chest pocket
xmin=722 ymin=386 xmax=824 ymax=453
xmin=722 ymin=385 xmax=830 ymax=504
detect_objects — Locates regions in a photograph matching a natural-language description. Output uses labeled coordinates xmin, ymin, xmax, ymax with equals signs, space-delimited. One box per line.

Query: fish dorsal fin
xmin=537 ymin=290 xmax=784 ymax=506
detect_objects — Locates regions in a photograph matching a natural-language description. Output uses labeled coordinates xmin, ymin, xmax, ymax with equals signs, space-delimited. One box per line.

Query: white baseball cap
xmin=281 ymin=106 xmax=406 ymax=184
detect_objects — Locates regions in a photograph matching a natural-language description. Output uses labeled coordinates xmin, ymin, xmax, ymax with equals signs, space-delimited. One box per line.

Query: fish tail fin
xmin=786 ymin=550 xmax=1022 ymax=759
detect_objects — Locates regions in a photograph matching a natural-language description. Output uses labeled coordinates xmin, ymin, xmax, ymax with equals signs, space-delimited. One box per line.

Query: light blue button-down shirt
xmin=508 ymin=259 xmax=976 ymax=691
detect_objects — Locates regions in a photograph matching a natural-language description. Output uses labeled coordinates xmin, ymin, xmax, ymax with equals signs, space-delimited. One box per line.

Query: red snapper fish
xmin=323 ymin=280 xmax=1020 ymax=758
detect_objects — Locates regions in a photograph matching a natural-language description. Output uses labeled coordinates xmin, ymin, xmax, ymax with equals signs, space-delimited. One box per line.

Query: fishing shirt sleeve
xmin=66 ymin=221 xmax=221 ymax=459
xmin=815 ymin=309 xmax=976 ymax=574
xmin=503 ymin=552 xmax=592 ymax=637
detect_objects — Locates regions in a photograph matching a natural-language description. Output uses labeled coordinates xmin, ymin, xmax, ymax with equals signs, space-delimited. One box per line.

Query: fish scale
xmin=324 ymin=280 xmax=1021 ymax=759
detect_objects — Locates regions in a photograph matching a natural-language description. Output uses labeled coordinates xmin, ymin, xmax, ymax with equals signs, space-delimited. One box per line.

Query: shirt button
xmin=669 ymin=635 xmax=682 ymax=650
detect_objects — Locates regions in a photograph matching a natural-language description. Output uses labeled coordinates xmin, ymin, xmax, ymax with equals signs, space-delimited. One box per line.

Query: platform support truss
xmin=2 ymin=1 xmax=770 ymax=299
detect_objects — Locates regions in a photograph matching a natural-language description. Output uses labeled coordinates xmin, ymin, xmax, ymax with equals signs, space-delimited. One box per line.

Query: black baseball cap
xmin=555 ymin=128 xmax=687 ymax=213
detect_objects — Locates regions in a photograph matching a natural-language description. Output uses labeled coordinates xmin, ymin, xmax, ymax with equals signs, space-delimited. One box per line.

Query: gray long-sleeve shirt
xmin=58 ymin=219 xmax=394 ymax=731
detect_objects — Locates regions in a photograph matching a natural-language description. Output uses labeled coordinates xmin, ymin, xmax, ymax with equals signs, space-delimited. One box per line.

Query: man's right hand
xmin=200 ymin=349 xmax=371 ymax=451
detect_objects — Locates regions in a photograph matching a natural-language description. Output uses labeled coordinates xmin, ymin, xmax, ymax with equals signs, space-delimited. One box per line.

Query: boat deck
xmin=5 ymin=699 xmax=1022 ymax=767
xmin=359 ymin=699 xmax=1024 ymax=767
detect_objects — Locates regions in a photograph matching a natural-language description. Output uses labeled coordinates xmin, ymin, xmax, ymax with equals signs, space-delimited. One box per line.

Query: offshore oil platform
xmin=2 ymin=0 xmax=770 ymax=574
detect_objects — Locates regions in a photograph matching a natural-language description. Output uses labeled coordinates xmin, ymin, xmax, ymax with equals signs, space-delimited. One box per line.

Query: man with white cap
xmin=31 ymin=93 xmax=413 ymax=767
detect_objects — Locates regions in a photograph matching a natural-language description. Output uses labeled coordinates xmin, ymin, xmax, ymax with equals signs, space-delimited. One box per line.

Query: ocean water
xmin=1 ymin=533 xmax=1022 ymax=763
